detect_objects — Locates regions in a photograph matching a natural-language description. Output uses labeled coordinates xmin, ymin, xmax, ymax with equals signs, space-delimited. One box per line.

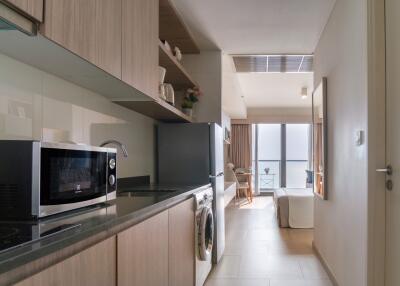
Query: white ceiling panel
xmin=237 ymin=73 xmax=314 ymax=108
xmin=171 ymin=0 xmax=336 ymax=54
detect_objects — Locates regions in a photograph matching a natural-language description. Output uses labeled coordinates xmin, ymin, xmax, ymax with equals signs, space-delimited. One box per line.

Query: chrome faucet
xmin=100 ymin=140 xmax=128 ymax=158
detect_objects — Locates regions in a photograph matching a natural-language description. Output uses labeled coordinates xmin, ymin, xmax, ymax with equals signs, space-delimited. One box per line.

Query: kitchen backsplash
xmin=0 ymin=53 xmax=155 ymax=180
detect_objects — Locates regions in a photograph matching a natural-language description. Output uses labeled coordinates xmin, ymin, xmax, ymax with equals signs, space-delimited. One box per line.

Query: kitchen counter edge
xmin=0 ymin=184 xmax=210 ymax=285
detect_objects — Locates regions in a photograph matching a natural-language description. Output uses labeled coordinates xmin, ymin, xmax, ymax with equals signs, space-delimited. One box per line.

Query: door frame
xmin=367 ymin=0 xmax=386 ymax=285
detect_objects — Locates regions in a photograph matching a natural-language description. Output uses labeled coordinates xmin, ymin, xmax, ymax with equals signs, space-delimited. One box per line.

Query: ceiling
xmin=237 ymin=73 xmax=314 ymax=108
xmin=170 ymin=0 xmax=334 ymax=118
xmin=170 ymin=0 xmax=336 ymax=54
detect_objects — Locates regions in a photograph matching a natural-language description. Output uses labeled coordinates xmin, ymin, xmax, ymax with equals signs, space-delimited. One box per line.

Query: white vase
xmin=174 ymin=47 xmax=182 ymax=61
xmin=158 ymin=66 xmax=166 ymax=84
xmin=182 ymin=108 xmax=193 ymax=117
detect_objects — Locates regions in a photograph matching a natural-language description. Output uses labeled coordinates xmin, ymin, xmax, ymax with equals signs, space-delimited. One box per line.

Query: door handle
xmin=376 ymin=165 xmax=393 ymax=175
xmin=209 ymin=172 xmax=224 ymax=179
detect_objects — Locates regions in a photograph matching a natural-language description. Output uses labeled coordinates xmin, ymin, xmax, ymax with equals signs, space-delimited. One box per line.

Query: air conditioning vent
xmin=233 ymin=55 xmax=313 ymax=73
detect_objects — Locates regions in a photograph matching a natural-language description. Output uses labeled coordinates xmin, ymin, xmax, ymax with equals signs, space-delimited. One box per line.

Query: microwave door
xmin=40 ymin=148 xmax=108 ymax=217
xmin=0 ymin=141 xmax=116 ymax=219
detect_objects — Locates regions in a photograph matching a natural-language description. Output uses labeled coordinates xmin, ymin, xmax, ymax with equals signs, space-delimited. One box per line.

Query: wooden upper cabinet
xmin=40 ymin=0 xmax=76 ymax=56
xmin=169 ymin=198 xmax=195 ymax=286
xmin=5 ymin=0 xmax=43 ymax=22
xmin=74 ymin=0 xmax=97 ymax=64
xmin=41 ymin=0 xmax=96 ymax=65
xmin=122 ymin=0 xmax=159 ymax=98
xmin=15 ymin=236 xmax=117 ymax=286
xmin=41 ymin=0 xmax=158 ymax=96
xmin=95 ymin=0 xmax=122 ymax=78
xmin=117 ymin=210 xmax=168 ymax=286
xmin=41 ymin=0 xmax=122 ymax=79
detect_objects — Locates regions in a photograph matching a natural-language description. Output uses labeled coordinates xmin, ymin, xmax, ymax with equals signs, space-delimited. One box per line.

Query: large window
xmin=257 ymin=124 xmax=281 ymax=189
xmin=252 ymin=123 xmax=311 ymax=192
xmin=286 ymin=124 xmax=311 ymax=188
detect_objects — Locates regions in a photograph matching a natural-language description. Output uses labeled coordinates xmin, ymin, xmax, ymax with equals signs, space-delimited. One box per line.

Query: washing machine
xmin=194 ymin=187 xmax=214 ymax=286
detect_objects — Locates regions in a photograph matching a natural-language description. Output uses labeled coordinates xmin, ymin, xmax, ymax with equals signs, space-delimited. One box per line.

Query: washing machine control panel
xmin=193 ymin=188 xmax=213 ymax=210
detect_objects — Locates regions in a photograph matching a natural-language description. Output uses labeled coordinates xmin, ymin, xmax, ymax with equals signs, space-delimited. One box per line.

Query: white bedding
xmin=286 ymin=188 xmax=314 ymax=228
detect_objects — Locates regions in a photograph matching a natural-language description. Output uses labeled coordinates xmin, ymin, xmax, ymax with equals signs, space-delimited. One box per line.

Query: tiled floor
xmin=205 ymin=196 xmax=332 ymax=286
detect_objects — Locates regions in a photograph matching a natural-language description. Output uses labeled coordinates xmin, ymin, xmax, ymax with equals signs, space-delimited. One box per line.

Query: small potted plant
xmin=181 ymin=87 xmax=202 ymax=117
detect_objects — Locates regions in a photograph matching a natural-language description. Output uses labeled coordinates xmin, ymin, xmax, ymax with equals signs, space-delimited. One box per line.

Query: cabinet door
xmin=15 ymin=236 xmax=117 ymax=286
xmin=169 ymin=198 xmax=195 ymax=286
xmin=41 ymin=0 xmax=121 ymax=79
xmin=122 ymin=0 xmax=159 ymax=98
xmin=95 ymin=0 xmax=122 ymax=78
xmin=117 ymin=210 xmax=168 ymax=286
xmin=5 ymin=0 xmax=43 ymax=22
xmin=41 ymin=0 xmax=96 ymax=64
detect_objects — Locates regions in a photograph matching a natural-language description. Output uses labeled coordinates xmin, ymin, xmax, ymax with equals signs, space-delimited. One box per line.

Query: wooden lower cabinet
xmin=117 ymin=199 xmax=195 ymax=286
xmin=15 ymin=236 xmax=117 ymax=286
xmin=13 ymin=199 xmax=196 ymax=286
xmin=117 ymin=210 xmax=169 ymax=286
xmin=168 ymin=198 xmax=195 ymax=286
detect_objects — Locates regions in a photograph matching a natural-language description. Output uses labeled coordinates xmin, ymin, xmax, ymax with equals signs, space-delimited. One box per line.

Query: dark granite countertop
xmin=0 ymin=183 xmax=210 ymax=285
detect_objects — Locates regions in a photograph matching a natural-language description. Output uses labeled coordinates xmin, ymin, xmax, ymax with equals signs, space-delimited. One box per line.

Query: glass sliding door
xmin=286 ymin=124 xmax=311 ymax=188
xmin=253 ymin=123 xmax=311 ymax=193
xmin=257 ymin=124 xmax=281 ymax=190
xmin=252 ymin=124 xmax=257 ymax=192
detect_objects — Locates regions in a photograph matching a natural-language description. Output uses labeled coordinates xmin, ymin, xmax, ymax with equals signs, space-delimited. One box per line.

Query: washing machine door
xmin=199 ymin=205 xmax=214 ymax=261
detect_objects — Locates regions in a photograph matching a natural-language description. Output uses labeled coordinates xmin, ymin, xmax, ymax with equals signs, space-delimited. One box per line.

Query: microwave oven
xmin=0 ymin=141 xmax=117 ymax=219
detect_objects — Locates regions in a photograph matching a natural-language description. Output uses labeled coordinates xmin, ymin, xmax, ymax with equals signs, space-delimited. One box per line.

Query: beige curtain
xmin=314 ymin=123 xmax=324 ymax=196
xmin=230 ymin=124 xmax=252 ymax=169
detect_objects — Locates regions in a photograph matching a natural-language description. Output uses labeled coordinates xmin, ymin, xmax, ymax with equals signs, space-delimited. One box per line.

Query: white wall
xmin=313 ymin=0 xmax=368 ymax=285
xmin=221 ymin=54 xmax=247 ymax=119
xmin=0 ymin=53 xmax=155 ymax=180
xmin=221 ymin=111 xmax=231 ymax=132
xmin=181 ymin=51 xmax=223 ymax=124
xmin=235 ymin=107 xmax=312 ymax=124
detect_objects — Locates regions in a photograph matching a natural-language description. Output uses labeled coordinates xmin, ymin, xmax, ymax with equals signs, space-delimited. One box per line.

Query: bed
xmin=273 ymin=188 xmax=314 ymax=228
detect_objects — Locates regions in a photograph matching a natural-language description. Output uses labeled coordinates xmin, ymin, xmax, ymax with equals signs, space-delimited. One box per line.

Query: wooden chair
xmin=233 ymin=172 xmax=251 ymax=203
xmin=225 ymin=164 xmax=252 ymax=204
xmin=235 ymin=168 xmax=253 ymax=203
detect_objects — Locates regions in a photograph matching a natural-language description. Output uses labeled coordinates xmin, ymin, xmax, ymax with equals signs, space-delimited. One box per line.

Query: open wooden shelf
xmin=159 ymin=0 xmax=200 ymax=54
xmin=159 ymin=40 xmax=198 ymax=89
xmin=0 ymin=25 xmax=193 ymax=124
xmin=115 ymin=97 xmax=193 ymax=123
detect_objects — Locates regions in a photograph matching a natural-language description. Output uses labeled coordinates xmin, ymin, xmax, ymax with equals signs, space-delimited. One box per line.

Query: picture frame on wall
xmin=312 ymin=77 xmax=328 ymax=200
xmin=224 ymin=127 xmax=231 ymax=144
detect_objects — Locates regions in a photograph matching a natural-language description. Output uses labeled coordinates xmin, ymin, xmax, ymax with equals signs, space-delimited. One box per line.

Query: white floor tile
xmin=205 ymin=278 xmax=270 ymax=286
xmin=207 ymin=197 xmax=332 ymax=285
xmin=270 ymin=279 xmax=332 ymax=286
xmin=209 ymin=255 xmax=241 ymax=278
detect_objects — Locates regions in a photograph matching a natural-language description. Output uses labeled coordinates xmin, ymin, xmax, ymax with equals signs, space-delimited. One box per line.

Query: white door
xmin=385 ymin=0 xmax=400 ymax=284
